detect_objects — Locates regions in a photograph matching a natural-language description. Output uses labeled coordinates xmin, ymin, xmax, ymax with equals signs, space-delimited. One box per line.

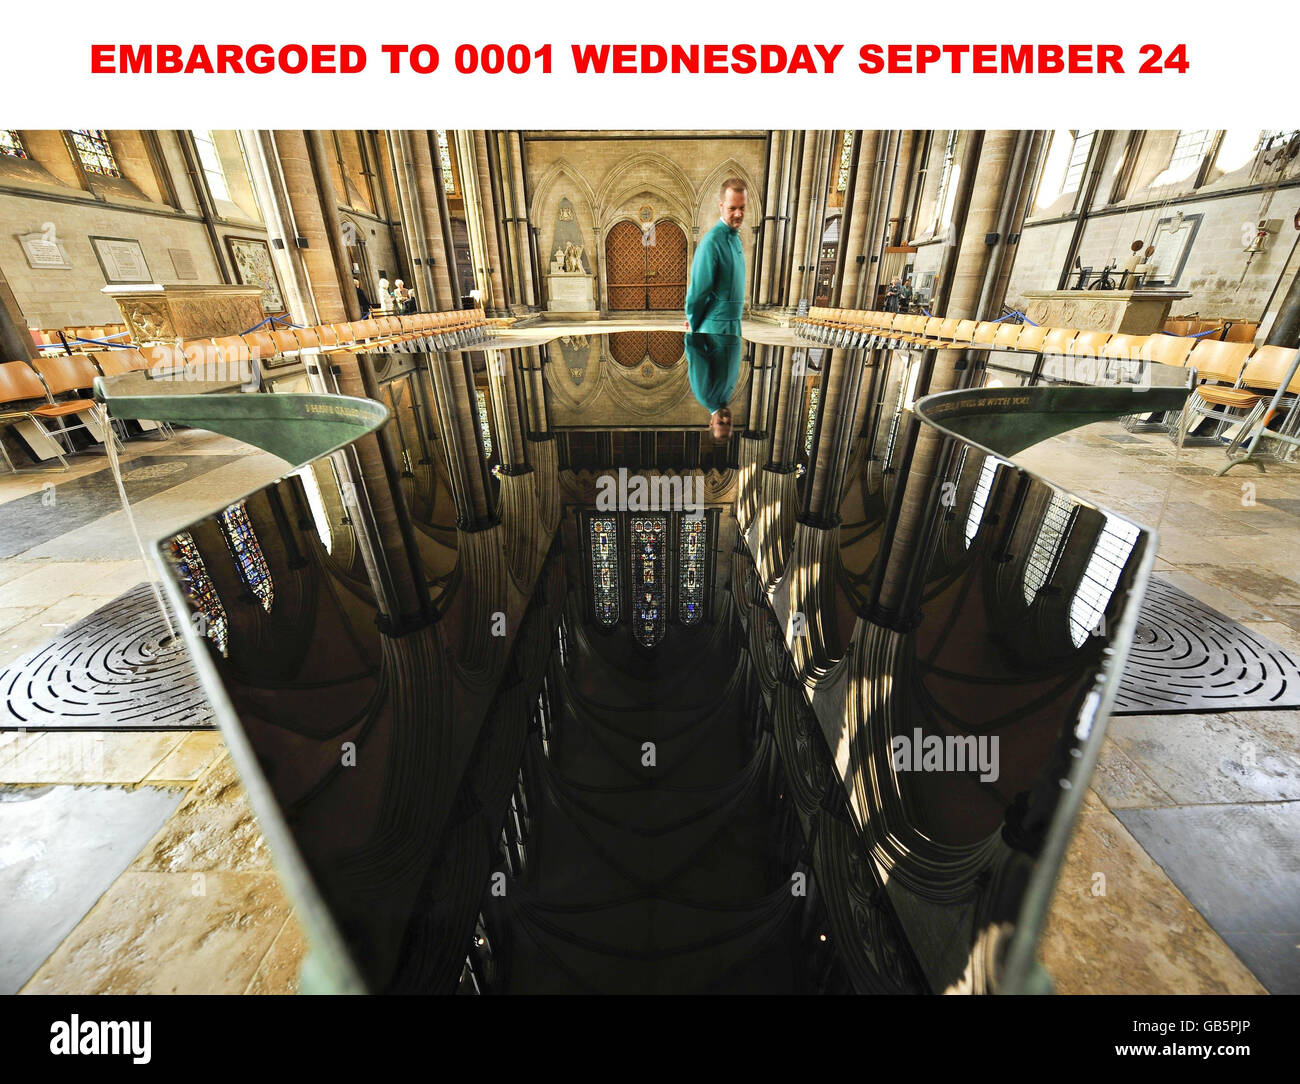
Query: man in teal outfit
xmin=685 ymin=178 xmax=747 ymax=336
xmin=685 ymin=332 xmax=742 ymax=441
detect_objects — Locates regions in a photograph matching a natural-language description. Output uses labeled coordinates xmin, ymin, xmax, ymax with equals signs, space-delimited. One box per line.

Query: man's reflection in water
xmin=685 ymin=332 xmax=741 ymax=441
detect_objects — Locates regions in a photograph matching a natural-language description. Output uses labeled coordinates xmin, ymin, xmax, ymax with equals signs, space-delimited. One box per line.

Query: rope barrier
xmin=1159 ymin=325 xmax=1224 ymax=339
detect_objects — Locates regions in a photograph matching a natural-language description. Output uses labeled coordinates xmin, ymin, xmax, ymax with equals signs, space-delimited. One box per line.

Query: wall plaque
xmin=169 ymin=248 xmax=199 ymax=280
xmin=18 ymin=229 xmax=70 ymax=270
xmin=90 ymin=235 xmax=152 ymax=284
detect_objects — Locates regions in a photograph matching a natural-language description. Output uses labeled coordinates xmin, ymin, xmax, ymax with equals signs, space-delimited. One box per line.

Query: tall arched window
xmin=219 ymin=501 xmax=274 ymax=613
xmin=1069 ymin=520 xmax=1141 ymax=647
xmin=964 ymin=455 xmax=998 ymax=548
xmin=630 ymin=515 xmax=668 ymax=648
xmin=678 ymin=516 xmax=708 ymax=626
xmin=69 ymin=130 xmax=120 ymax=177
xmin=170 ymin=531 xmax=229 ymax=657
xmin=1022 ymin=492 xmax=1075 ymax=605
xmin=590 ymin=515 xmax=620 ymax=628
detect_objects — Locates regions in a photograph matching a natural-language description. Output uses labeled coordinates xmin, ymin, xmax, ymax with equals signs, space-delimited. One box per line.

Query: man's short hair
xmin=720 ymin=177 xmax=747 ymax=200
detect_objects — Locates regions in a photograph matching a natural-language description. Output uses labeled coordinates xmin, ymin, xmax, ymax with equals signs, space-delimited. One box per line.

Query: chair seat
xmin=34 ymin=399 xmax=95 ymax=418
xmin=1195 ymin=386 xmax=1261 ymax=407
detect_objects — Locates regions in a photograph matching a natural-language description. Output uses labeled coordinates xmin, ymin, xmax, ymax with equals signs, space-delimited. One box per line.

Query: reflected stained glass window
xmin=0 ymin=131 xmax=27 ymax=159
xmin=804 ymin=385 xmax=820 ymax=455
xmin=630 ymin=515 xmax=667 ymax=648
xmin=170 ymin=531 xmax=229 ymax=657
xmin=590 ymin=515 xmax=620 ymax=627
xmin=1069 ymin=519 xmax=1141 ymax=647
xmin=70 ymin=129 xmax=121 ymax=177
xmin=219 ymin=501 xmax=274 ymax=613
xmin=1022 ymin=492 xmax=1074 ymax=605
xmin=678 ymin=516 xmax=707 ymax=626
xmin=476 ymin=389 xmax=493 ymax=458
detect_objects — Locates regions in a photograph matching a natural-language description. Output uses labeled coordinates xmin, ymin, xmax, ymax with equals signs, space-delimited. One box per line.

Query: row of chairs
xmin=1 ymin=308 xmax=492 ymax=472
xmin=794 ymin=306 xmax=1300 ymax=454
xmin=0 ymin=354 xmax=125 ymax=472
xmin=30 ymin=324 xmax=132 ymax=353
xmin=1161 ymin=316 xmax=1257 ymax=343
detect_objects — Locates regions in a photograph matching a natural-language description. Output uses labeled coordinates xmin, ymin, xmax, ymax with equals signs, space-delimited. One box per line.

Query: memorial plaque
xmin=18 ymin=230 xmax=70 ymax=270
xmin=90 ymin=236 xmax=152 ymax=284
xmin=169 ymin=247 xmax=199 ymax=280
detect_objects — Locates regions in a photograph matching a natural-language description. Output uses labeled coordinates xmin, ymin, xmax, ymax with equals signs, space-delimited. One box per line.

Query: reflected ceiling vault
xmin=116 ymin=327 xmax=1192 ymax=993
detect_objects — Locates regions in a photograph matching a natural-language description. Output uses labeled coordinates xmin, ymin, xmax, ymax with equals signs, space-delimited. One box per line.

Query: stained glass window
xmin=170 ymin=531 xmax=229 ymax=657
xmin=804 ymin=385 xmax=820 ymax=455
xmin=678 ymin=516 xmax=707 ymax=626
xmin=0 ymin=131 xmax=27 ymax=158
xmin=630 ymin=515 xmax=667 ymax=648
xmin=475 ymin=389 xmax=493 ymax=458
xmin=436 ymin=130 xmax=455 ymax=194
xmin=1022 ymin=492 xmax=1074 ymax=605
xmin=836 ymin=130 xmax=854 ymax=193
xmin=219 ymin=500 xmax=274 ymax=612
xmin=590 ymin=515 xmax=620 ymax=627
xmin=70 ymin=129 xmax=121 ymax=177
xmin=1069 ymin=519 xmax=1141 ymax=647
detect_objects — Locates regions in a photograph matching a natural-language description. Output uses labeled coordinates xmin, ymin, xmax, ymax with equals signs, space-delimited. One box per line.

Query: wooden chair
xmin=0 ymin=360 xmax=77 ymax=471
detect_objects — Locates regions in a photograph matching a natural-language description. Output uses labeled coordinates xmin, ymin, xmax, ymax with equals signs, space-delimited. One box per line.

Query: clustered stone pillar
xmin=486 ymin=349 xmax=531 ymax=475
xmin=428 ymin=350 xmax=499 ymax=531
xmin=872 ymin=130 xmax=1028 ymax=625
xmin=472 ymin=131 xmax=509 ymax=313
xmin=800 ymin=344 xmax=866 ymax=528
xmin=837 ymin=130 xmax=880 ymax=308
xmin=402 ymin=130 xmax=456 ymax=311
xmin=786 ymin=131 xmax=826 ymax=310
xmin=272 ymin=129 xmax=355 ymax=323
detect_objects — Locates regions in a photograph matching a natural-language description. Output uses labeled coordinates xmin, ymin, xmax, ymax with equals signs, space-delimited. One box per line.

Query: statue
xmin=564 ymin=244 xmax=584 ymax=273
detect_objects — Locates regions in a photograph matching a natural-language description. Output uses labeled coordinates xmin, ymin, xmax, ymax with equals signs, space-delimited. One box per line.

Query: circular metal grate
xmin=1114 ymin=577 xmax=1300 ymax=713
xmin=0 ymin=583 xmax=214 ymax=731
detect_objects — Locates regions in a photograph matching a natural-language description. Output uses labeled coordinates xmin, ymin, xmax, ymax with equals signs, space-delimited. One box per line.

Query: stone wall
xmin=523 ymin=132 xmax=767 ymax=311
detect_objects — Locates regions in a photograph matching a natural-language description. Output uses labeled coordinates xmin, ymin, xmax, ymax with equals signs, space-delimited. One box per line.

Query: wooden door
xmin=606 ymin=220 xmax=689 ymax=310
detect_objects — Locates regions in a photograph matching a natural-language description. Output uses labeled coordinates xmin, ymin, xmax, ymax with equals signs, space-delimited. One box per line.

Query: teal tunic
xmin=685 ymin=220 xmax=745 ymax=335
xmin=685 ymin=333 xmax=742 ymax=413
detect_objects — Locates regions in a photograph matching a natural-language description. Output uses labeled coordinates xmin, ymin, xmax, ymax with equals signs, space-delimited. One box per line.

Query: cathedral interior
xmin=0 ymin=128 xmax=1298 ymax=995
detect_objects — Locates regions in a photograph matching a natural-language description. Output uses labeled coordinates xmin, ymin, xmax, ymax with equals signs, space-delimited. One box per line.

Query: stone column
xmin=428 ymin=350 xmax=498 ymax=530
xmin=405 ymin=131 xmax=455 ymax=309
xmin=757 ymin=131 xmax=786 ymax=307
xmin=944 ymin=130 xmax=1018 ymax=319
xmin=486 ymin=349 xmax=531 ymax=474
xmin=800 ymin=345 xmax=866 ymax=527
xmin=787 ymin=131 xmax=825 ymax=309
xmin=332 ymin=354 xmax=435 ymax=629
xmin=271 ymin=130 xmax=354 ymax=323
xmin=472 ymin=131 xmax=509 ymax=312
xmin=837 ymin=130 xmax=879 ymax=308
xmin=766 ymin=348 xmax=802 ymax=470
xmin=505 ymin=132 xmax=538 ymax=308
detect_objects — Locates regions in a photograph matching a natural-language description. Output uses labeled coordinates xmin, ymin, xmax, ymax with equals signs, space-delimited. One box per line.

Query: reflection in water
xmin=158 ymin=330 xmax=1162 ymax=993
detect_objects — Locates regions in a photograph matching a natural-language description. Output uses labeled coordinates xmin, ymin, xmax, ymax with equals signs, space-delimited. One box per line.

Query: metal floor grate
xmin=1114 ymin=577 xmax=1300 ymax=714
xmin=0 ymin=583 xmax=213 ymax=731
